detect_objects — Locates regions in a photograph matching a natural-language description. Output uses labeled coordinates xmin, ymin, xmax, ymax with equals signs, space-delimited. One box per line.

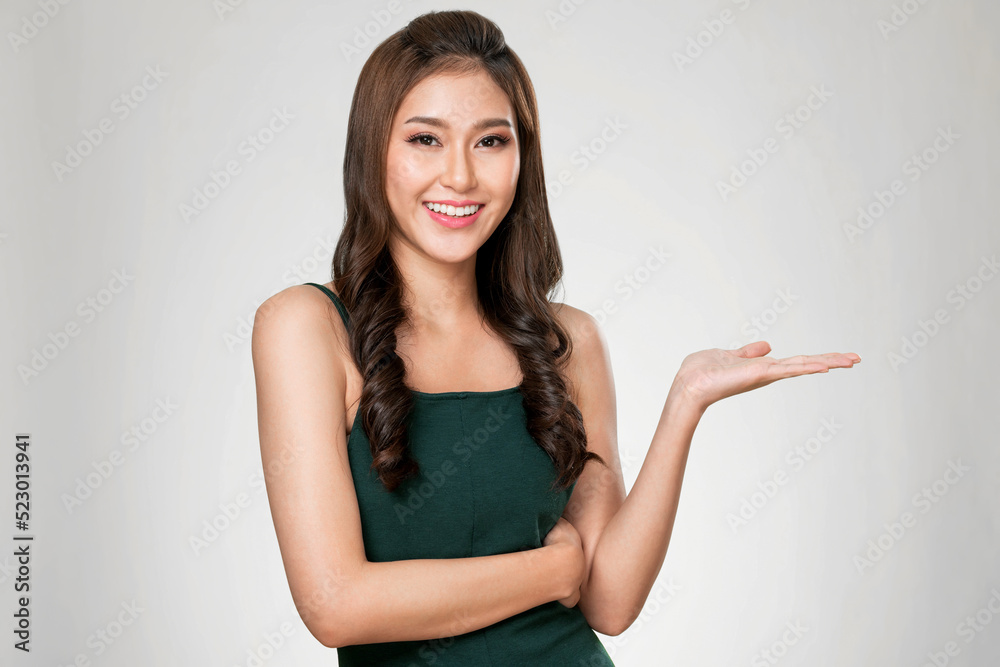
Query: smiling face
xmin=384 ymin=69 xmax=520 ymax=267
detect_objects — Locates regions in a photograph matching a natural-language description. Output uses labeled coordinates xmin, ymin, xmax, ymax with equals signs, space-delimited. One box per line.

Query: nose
xmin=440 ymin=144 xmax=476 ymax=193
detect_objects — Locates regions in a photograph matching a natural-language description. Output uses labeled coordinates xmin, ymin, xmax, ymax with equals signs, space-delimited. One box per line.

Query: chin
xmin=391 ymin=218 xmax=488 ymax=265
xmin=425 ymin=244 xmax=478 ymax=265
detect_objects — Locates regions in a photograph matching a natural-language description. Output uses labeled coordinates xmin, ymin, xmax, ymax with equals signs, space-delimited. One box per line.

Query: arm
xmin=557 ymin=309 xmax=860 ymax=636
xmin=573 ymin=375 xmax=702 ymax=637
xmin=252 ymin=286 xmax=578 ymax=649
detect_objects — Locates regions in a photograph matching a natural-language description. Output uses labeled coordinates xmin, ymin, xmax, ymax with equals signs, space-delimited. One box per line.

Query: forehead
xmin=393 ymin=70 xmax=515 ymax=126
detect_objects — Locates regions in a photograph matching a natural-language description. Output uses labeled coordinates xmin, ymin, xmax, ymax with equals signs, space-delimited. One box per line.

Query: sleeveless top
xmin=304 ymin=283 xmax=615 ymax=666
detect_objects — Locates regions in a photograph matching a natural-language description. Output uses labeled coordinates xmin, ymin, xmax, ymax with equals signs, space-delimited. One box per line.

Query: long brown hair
xmin=331 ymin=9 xmax=606 ymax=493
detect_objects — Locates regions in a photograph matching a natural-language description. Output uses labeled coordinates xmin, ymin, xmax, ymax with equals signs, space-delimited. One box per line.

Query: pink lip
xmin=424 ymin=202 xmax=484 ymax=229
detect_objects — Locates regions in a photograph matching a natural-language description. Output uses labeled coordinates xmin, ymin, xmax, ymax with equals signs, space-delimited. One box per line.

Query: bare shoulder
xmin=252 ymin=284 xmax=349 ymax=365
xmin=250 ymin=283 xmax=352 ymax=437
xmin=253 ymin=283 xmax=342 ymax=337
xmin=549 ymin=302 xmax=611 ymax=401
xmin=551 ymin=302 xmax=606 ymax=361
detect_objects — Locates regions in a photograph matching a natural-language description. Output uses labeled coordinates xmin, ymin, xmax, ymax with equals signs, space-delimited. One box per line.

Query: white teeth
xmin=424 ymin=203 xmax=480 ymax=217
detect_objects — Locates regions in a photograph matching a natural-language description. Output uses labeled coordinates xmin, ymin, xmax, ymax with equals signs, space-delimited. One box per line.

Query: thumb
xmin=735 ymin=341 xmax=771 ymax=358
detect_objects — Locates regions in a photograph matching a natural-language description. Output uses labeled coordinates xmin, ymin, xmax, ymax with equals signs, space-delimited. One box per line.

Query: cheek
xmin=386 ymin=150 xmax=422 ymax=199
xmin=481 ymin=154 xmax=519 ymax=193
xmin=502 ymin=153 xmax=520 ymax=194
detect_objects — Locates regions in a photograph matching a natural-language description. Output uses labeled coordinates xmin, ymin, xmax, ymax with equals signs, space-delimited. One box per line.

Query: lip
xmin=423 ymin=202 xmax=484 ymax=229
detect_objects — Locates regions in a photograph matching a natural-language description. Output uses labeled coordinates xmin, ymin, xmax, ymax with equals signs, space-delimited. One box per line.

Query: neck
xmin=389 ymin=236 xmax=483 ymax=336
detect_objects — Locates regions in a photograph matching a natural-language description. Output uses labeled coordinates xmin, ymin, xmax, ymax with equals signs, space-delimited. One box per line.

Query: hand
xmin=672 ymin=341 xmax=861 ymax=414
xmin=542 ymin=517 xmax=585 ymax=608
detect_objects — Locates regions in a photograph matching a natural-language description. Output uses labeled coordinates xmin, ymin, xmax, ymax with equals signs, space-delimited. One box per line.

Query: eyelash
xmin=404 ymin=132 xmax=511 ymax=148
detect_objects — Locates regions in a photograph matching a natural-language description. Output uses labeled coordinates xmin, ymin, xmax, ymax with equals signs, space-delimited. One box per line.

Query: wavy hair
xmin=330 ymin=9 xmax=606 ymax=493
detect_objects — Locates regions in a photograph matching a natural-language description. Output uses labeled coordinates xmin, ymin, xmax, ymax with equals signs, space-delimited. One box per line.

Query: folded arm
xmin=252 ymin=286 xmax=577 ymax=648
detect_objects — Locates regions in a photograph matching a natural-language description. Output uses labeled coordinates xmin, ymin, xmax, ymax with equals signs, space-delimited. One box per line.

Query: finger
xmin=776 ymin=352 xmax=858 ymax=366
xmin=800 ymin=353 xmax=861 ymax=368
xmin=808 ymin=352 xmax=859 ymax=362
xmin=765 ymin=362 xmax=833 ymax=380
xmin=735 ymin=340 xmax=771 ymax=358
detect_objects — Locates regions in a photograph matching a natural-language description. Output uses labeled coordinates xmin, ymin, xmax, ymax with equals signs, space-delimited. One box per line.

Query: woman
xmin=251 ymin=9 xmax=860 ymax=665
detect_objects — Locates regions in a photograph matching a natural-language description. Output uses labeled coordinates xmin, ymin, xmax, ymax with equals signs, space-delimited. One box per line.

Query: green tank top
xmin=305 ymin=283 xmax=615 ymax=666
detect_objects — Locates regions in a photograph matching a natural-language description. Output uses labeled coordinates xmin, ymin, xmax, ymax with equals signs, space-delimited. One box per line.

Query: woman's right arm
xmin=251 ymin=285 xmax=582 ymax=649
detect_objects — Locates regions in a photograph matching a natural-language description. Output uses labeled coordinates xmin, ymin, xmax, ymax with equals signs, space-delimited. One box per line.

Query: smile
xmin=423 ymin=201 xmax=484 ymax=228
xmin=423 ymin=202 xmax=482 ymax=217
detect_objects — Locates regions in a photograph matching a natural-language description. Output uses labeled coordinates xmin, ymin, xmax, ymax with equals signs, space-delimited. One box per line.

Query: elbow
xmin=305 ymin=609 xmax=359 ymax=649
xmin=318 ymin=633 xmax=349 ymax=650
xmin=295 ymin=564 xmax=372 ymax=648
xmin=580 ymin=600 xmax=642 ymax=637
xmin=581 ymin=598 xmax=636 ymax=638
xmin=299 ymin=608 xmax=343 ymax=649
xmin=297 ymin=590 xmax=367 ymax=649
xmin=313 ymin=618 xmax=345 ymax=650
xmin=590 ymin=613 xmax=633 ymax=638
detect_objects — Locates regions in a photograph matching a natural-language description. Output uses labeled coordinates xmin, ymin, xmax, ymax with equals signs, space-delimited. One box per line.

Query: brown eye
xmin=405 ymin=133 xmax=438 ymax=146
xmin=479 ymin=134 xmax=510 ymax=148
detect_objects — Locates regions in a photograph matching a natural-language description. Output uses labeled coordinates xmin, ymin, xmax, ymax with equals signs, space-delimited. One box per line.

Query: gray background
xmin=2 ymin=0 xmax=998 ymax=665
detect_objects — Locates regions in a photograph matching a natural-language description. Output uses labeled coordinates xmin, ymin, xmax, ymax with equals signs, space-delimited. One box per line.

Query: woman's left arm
xmin=558 ymin=308 xmax=860 ymax=636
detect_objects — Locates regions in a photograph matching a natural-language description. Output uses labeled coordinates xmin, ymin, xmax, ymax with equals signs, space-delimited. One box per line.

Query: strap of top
xmin=305 ymin=282 xmax=350 ymax=330
xmin=306 ymin=282 xmax=401 ymax=376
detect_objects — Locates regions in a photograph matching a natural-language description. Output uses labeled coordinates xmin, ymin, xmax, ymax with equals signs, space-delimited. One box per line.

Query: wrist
xmin=544 ymin=543 xmax=578 ymax=601
xmin=665 ymin=379 xmax=707 ymax=422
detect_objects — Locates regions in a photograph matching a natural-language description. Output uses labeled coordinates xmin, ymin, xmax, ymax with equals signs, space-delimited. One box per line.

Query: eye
xmin=404 ymin=132 xmax=512 ymax=149
xmin=479 ymin=134 xmax=511 ymax=148
xmin=404 ymin=132 xmax=439 ymax=146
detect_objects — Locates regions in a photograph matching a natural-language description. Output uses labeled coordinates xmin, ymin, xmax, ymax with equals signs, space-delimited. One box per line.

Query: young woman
xmin=251 ymin=9 xmax=860 ymax=665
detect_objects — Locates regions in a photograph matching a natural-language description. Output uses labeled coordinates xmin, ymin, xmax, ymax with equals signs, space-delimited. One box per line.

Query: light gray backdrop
xmin=2 ymin=0 xmax=998 ymax=665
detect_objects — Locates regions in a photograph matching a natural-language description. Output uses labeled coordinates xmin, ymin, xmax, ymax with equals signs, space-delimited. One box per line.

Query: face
xmin=384 ymin=69 xmax=520 ymax=266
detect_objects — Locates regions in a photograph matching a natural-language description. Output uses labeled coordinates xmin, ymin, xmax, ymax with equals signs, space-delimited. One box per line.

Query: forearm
xmin=320 ymin=544 xmax=571 ymax=647
xmin=579 ymin=386 xmax=703 ymax=634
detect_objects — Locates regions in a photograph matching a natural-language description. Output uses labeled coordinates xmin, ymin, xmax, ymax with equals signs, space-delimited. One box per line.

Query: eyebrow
xmin=403 ymin=116 xmax=513 ymax=131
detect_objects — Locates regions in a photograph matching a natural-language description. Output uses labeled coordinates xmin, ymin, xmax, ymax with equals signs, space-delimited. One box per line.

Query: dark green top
xmin=305 ymin=283 xmax=615 ymax=666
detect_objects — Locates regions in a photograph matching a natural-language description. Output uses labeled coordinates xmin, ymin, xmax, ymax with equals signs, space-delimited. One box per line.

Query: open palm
xmin=674 ymin=341 xmax=860 ymax=413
